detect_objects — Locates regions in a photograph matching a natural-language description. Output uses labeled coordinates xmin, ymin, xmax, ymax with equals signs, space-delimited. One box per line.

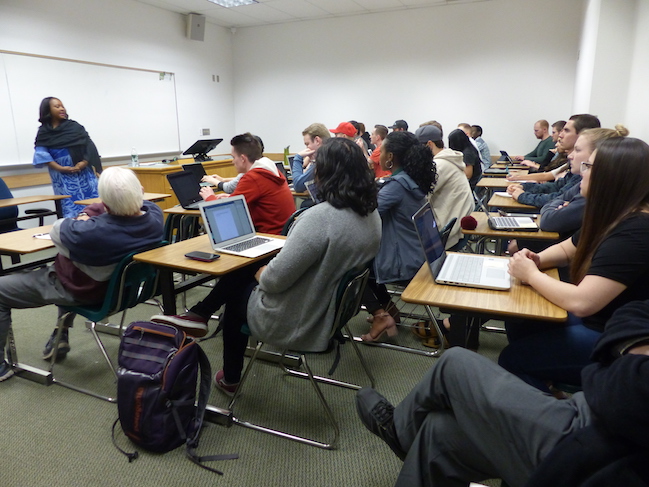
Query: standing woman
xmin=502 ymin=137 xmax=649 ymax=392
xmin=33 ymin=97 xmax=102 ymax=218
xmin=448 ymin=128 xmax=482 ymax=190
xmin=361 ymin=131 xmax=436 ymax=341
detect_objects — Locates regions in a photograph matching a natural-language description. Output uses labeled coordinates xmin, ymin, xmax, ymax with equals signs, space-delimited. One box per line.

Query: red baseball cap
xmin=330 ymin=122 xmax=357 ymax=138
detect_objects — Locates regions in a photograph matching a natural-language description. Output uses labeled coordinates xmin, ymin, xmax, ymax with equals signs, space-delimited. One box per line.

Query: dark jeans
xmin=190 ymin=261 xmax=266 ymax=384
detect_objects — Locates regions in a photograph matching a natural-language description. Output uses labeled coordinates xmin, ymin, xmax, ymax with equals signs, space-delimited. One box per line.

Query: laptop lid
xmin=412 ymin=202 xmax=447 ymax=280
xmin=199 ymin=195 xmax=257 ymax=248
xmin=167 ymin=171 xmax=203 ymax=209
xmin=274 ymin=161 xmax=288 ymax=181
xmin=304 ymin=180 xmax=322 ymax=204
xmin=182 ymin=162 xmax=207 ymax=183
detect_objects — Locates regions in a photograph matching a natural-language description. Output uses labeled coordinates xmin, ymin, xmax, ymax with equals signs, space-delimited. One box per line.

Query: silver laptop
xmin=412 ymin=202 xmax=510 ymax=290
xmin=199 ymin=195 xmax=285 ymax=258
xmin=479 ymin=202 xmax=538 ymax=231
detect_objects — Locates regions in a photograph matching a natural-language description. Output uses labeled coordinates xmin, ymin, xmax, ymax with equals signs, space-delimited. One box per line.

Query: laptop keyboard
xmin=223 ymin=236 xmax=270 ymax=253
xmin=495 ymin=217 xmax=520 ymax=227
xmin=451 ymin=255 xmax=484 ymax=283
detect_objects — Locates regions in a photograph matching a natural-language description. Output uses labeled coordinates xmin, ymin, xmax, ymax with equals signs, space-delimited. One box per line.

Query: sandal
xmin=362 ymin=313 xmax=398 ymax=342
xmin=411 ymin=320 xmax=449 ymax=349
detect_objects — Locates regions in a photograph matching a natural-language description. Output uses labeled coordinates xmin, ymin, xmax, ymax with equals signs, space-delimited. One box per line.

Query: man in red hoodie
xmin=200 ymin=133 xmax=295 ymax=235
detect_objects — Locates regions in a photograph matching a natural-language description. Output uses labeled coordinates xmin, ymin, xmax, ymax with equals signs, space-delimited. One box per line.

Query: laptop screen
xmin=182 ymin=163 xmax=207 ymax=184
xmin=412 ymin=203 xmax=446 ymax=279
xmin=202 ymin=197 xmax=254 ymax=246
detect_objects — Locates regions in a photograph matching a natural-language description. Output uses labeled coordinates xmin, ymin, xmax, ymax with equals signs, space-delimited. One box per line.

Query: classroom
xmin=1 ymin=0 xmax=648 ymax=486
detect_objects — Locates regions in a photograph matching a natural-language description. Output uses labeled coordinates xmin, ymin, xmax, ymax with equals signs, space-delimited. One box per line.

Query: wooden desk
xmin=482 ymin=169 xmax=529 ymax=178
xmin=129 ymin=159 xmax=237 ymax=210
xmin=488 ymin=194 xmax=536 ymax=211
xmin=134 ymin=234 xmax=284 ymax=314
xmin=401 ymin=263 xmax=567 ymax=322
xmin=0 ymin=225 xmax=55 ymax=275
xmin=0 ymin=195 xmax=70 ymax=219
xmin=74 ymin=192 xmax=172 ymax=206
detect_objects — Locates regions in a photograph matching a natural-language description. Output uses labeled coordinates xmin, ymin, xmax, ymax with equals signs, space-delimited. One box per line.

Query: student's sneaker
xmin=0 ymin=361 xmax=14 ymax=382
xmin=214 ymin=369 xmax=239 ymax=397
xmin=150 ymin=313 xmax=209 ymax=337
xmin=42 ymin=328 xmax=71 ymax=361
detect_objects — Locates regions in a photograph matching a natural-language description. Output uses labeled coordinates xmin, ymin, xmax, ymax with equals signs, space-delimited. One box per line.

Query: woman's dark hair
xmin=38 ymin=97 xmax=58 ymax=125
xmin=572 ymin=137 xmax=649 ymax=283
xmin=315 ymin=138 xmax=377 ymax=217
xmin=382 ymin=131 xmax=436 ymax=193
xmin=448 ymin=128 xmax=480 ymax=169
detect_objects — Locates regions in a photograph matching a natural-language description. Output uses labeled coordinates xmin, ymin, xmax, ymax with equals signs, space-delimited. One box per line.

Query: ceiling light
xmin=206 ymin=0 xmax=258 ymax=7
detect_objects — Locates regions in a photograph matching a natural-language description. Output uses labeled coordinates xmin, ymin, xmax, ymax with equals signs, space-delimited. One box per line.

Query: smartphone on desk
xmin=185 ymin=251 xmax=220 ymax=262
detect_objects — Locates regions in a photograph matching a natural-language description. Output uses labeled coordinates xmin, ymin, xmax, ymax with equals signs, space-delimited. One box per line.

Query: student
xmin=199 ymin=133 xmax=295 ymax=235
xmin=448 ymin=128 xmax=482 ymax=190
xmin=502 ymin=137 xmax=649 ymax=392
xmin=361 ymin=132 xmax=436 ymax=342
xmin=291 ymin=123 xmax=331 ymax=193
xmin=152 ymin=138 xmax=381 ymax=395
xmin=368 ymin=124 xmax=391 ymax=179
xmin=356 ymin=298 xmax=649 ymax=487
xmin=512 ymin=119 xmax=555 ymax=167
xmin=470 ymin=124 xmax=491 ymax=170
xmin=507 ymin=114 xmax=600 ymax=183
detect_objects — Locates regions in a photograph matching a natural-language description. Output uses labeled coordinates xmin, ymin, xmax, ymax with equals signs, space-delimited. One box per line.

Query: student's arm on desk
xmin=291 ymin=152 xmax=314 ymax=192
xmin=509 ymin=241 xmax=626 ymax=317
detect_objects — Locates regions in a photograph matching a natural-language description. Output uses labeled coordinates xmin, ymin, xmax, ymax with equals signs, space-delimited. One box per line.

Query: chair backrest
xmin=0 ymin=177 xmax=19 ymax=233
xmin=330 ymin=264 xmax=371 ymax=339
xmin=439 ymin=217 xmax=457 ymax=248
xmin=281 ymin=207 xmax=309 ymax=236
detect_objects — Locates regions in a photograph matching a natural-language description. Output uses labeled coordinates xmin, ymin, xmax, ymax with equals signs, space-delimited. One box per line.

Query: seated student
xmin=203 ymin=172 xmax=242 ymax=194
xmin=448 ymin=128 xmax=482 ymax=190
xmin=360 ymin=131 xmax=436 ymax=342
xmin=502 ymin=137 xmax=649 ymax=392
xmin=291 ymin=123 xmax=331 ymax=193
xmin=512 ymin=119 xmax=555 ymax=168
xmin=507 ymin=114 xmax=600 ymax=183
xmin=0 ymin=167 xmax=164 ymax=379
xmin=152 ymin=138 xmax=381 ymax=395
xmin=470 ymin=124 xmax=491 ymax=170
xmin=505 ymin=160 xmax=582 ymax=208
xmin=368 ymin=124 xmax=391 ymax=179
xmin=200 ymin=133 xmax=295 ymax=235
xmin=356 ymin=298 xmax=649 ymax=487
xmin=416 ymin=124 xmax=474 ymax=250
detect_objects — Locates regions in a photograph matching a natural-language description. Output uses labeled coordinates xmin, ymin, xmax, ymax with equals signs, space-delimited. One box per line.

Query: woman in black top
xmin=448 ymin=128 xmax=482 ymax=189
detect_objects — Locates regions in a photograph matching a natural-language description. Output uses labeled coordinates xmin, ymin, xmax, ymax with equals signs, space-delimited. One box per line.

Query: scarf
xmin=35 ymin=119 xmax=102 ymax=174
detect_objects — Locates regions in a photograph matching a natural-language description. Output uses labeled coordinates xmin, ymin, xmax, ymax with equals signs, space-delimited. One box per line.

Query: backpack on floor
xmin=112 ymin=320 xmax=238 ymax=474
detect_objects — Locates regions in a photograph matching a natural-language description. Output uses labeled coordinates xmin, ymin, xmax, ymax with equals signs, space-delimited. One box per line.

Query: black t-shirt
xmin=572 ymin=213 xmax=649 ymax=331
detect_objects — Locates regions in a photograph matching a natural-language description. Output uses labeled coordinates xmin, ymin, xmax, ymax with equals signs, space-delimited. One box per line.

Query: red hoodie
xmin=208 ymin=166 xmax=295 ymax=235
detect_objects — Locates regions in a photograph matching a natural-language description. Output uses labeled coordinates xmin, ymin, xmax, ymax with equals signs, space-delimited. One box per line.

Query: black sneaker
xmin=42 ymin=328 xmax=71 ymax=361
xmin=0 ymin=361 xmax=14 ymax=382
xmin=356 ymin=387 xmax=406 ymax=461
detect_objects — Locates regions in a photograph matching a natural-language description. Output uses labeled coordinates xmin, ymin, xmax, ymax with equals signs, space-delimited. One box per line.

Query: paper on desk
xmin=33 ymin=233 xmax=51 ymax=240
xmin=494 ymin=191 xmax=513 ymax=198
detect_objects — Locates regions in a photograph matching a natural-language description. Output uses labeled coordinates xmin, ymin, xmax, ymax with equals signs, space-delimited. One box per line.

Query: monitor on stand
xmin=182 ymin=139 xmax=223 ymax=162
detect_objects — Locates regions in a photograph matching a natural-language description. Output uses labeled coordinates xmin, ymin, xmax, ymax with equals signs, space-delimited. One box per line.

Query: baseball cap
xmin=415 ymin=125 xmax=443 ymax=144
xmin=330 ymin=122 xmax=357 ymax=138
xmin=389 ymin=120 xmax=408 ymax=130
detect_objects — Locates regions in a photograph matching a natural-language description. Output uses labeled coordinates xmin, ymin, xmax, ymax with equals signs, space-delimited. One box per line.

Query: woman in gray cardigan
xmin=152 ymin=138 xmax=381 ymax=396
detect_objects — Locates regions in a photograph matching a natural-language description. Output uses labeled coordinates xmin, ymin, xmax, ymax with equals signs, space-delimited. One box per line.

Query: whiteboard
xmin=0 ymin=51 xmax=180 ymax=166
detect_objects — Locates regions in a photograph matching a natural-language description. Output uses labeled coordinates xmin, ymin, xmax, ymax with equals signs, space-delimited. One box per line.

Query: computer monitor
xmin=182 ymin=138 xmax=223 ymax=162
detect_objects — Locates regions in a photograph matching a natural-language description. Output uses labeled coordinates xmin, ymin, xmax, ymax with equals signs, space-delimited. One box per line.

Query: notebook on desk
xmin=412 ymin=202 xmax=510 ymax=290
xmin=167 ymin=171 xmax=204 ymax=209
xmin=199 ymin=195 xmax=285 ymax=258
xmin=479 ymin=202 xmax=538 ymax=231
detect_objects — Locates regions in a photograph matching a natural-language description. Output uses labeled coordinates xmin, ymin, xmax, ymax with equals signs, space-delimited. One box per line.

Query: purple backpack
xmin=112 ymin=321 xmax=237 ymax=474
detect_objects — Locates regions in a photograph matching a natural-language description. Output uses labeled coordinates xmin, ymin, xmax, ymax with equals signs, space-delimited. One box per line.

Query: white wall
xmin=625 ymin=0 xmax=649 ymax=141
xmin=0 ymin=0 xmax=235 ymax=170
xmin=232 ymin=0 xmax=586 ymax=155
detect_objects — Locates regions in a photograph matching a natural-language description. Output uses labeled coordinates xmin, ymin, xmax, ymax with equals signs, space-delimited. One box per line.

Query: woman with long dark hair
xmin=502 ymin=136 xmax=649 ymax=392
xmin=33 ymin=97 xmax=102 ymax=218
xmin=448 ymin=128 xmax=482 ymax=190
xmin=361 ymin=131 xmax=436 ymax=341
xmin=153 ymin=137 xmax=381 ymax=395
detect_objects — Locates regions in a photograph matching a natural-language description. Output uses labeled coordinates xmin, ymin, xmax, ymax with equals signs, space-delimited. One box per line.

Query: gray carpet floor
xmin=2 ymin=284 xmax=507 ymax=487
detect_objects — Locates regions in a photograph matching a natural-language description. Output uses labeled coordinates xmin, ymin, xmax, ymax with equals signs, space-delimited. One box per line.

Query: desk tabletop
xmin=133 ymin=234 xmax=284 ymax=276
xmin=74 ymin=192 xmax=172 ymax=206
xmin=401 ymin=262 xmax=567 ymax=322
xmin=477 ymin=178 xmax=513 ymax=189
xmin=163 ymin=206 xmax=201 ymax=216
xmin=0 ymin=195 xmax=69 ymax=208
xmin=0 ymin=225 xmax=54 ymax=254
xmin=488 ymin=194 xmax=536 ymax=210
xmin=462 ymin=212 xmax=559 ymax=240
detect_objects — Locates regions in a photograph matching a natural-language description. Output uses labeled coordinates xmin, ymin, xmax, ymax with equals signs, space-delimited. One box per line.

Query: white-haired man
xmin=0 ymin=167 xmax=164 ymax=381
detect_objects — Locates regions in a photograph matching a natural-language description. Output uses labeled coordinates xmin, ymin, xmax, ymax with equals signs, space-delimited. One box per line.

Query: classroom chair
xmin=226 ymin=264 xmax=375 ymax=449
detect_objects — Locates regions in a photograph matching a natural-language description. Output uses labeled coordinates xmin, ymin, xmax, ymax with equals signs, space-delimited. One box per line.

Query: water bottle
xmin=130 ymin=148 xmax=139 ymax=167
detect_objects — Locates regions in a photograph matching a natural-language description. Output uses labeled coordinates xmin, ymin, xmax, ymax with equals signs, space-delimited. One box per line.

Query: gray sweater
xmin=247 ymin=202 xmax=381 ymax=352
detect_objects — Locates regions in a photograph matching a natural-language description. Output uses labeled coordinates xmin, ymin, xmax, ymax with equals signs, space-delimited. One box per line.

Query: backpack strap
xmin=184 ymin=344 xmax=239 ymax=474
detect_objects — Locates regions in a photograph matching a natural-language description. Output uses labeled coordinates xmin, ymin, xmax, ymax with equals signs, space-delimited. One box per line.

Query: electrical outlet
xmin=202 ymin=128 xmax=210 ymax=136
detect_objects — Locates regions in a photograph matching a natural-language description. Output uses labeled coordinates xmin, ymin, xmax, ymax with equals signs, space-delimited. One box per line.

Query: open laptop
xmin=412 ymin=202 xmax=510 ymax=290
xmin=479 ymin=202 xmax=538 ymax=232
xmin=304 ymin=180 xmax=322 ymax=204
xmin=167 ymin=171 xmax=204 ymax=209
xmin=182 ymin=162 xmax=212 ymax=187
xmin=199 ymin=195 xmax=285 ymax=258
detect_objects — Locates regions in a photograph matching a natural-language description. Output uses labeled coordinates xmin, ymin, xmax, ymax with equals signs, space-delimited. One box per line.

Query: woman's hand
xmin=508 ymin=249 xmax=541 ymax=284
xmin=506 ymin=183 xmax=523 ymax=194
xmin=199 ymin=186 xmax=216 ymax=200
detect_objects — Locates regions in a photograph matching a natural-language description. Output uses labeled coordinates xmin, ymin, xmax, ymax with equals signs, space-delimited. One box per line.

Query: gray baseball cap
xmin=415 ymin=125 xmax=443 ymax=143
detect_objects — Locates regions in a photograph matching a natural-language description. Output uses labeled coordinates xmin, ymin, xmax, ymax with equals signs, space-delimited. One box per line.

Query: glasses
xmin=580 ymin=161 xmax=594 ymax=172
